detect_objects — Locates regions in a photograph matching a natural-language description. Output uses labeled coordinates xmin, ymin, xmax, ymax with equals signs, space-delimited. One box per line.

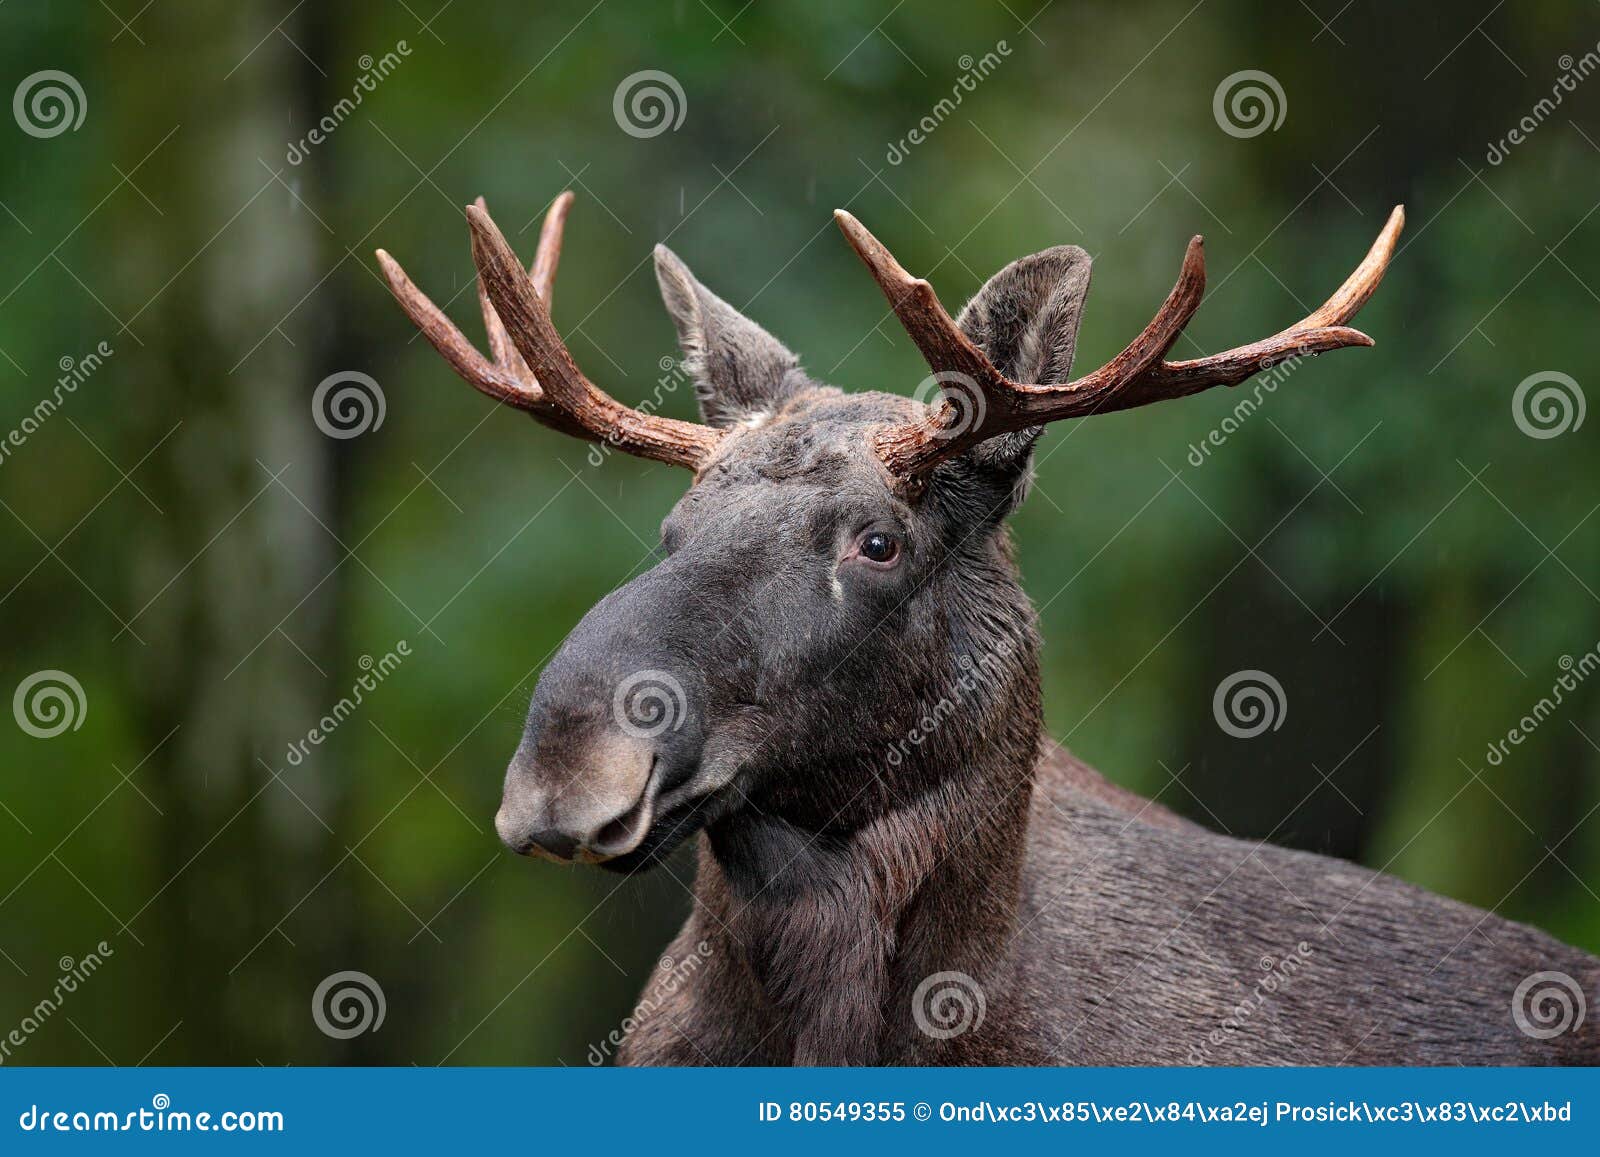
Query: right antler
xmin=839 ymin=205 xmax=1405 ymax=484
xmin=376 ymin=194 xmax=723 ymax=471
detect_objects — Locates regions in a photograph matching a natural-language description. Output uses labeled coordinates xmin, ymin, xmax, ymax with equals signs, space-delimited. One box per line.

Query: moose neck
xmin=696 ymin=562 xmax=1043 ymax=1064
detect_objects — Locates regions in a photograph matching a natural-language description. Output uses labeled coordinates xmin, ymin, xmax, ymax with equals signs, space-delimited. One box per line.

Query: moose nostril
xmin=523 ymin=828 xmax=580 ymax=862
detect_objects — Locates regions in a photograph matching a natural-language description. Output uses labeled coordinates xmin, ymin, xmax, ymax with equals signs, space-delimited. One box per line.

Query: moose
xmin=378 ymin=194 xmax=1599 ymax=1065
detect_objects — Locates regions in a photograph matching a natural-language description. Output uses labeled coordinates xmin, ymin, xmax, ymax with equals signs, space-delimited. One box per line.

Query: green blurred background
xmin=1 ymin=0 xmax=1597 ymax=1065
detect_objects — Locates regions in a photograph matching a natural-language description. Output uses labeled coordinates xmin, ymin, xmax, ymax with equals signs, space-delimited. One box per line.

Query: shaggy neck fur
xmin=694 ymin=537 xmax=1043 ymax=1064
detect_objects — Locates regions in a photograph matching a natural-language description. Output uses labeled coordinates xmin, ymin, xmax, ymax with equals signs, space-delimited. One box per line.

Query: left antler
xmin=377 ymin=194 xmax=724 ymax=471
xmin=837 ymin=205 xmax=1405 ymax=483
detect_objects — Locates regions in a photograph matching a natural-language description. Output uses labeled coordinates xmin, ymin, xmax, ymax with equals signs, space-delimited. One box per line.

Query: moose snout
xmin=495 ymin=727 xmax=661 ymax=864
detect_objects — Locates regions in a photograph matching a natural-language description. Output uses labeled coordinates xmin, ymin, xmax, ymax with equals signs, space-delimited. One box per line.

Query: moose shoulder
xmin=379 ymin=196 xmax=1600 ymax=1066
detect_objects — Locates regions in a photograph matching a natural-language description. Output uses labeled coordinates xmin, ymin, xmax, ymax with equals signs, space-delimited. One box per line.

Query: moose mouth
xmin=595 ymin=769 xmax=731 ymax=875
xmin=581 ymin=755 xmax=665 ymax=862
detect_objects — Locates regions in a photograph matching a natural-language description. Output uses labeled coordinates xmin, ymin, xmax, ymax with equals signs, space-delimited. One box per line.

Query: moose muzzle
xmin=496 ymin=723 xmax=662 ymax=864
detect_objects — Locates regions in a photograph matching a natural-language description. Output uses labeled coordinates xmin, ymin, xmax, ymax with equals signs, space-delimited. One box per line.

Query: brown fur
xmin=488 ymin=233 xmax=1598 ymax=1066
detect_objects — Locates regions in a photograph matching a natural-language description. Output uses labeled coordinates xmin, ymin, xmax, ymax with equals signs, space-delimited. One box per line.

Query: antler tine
xmin=839 ymin=212 xmax=1207 ymax=479
xmin=464 ymin=202 xmax=723 ymax=471
xmin=378 ymin=195 xmax=590 ymax=439
xmin=475 ymin=192 xmax=573 ymax=370
xmin=530 ymin=191 xmax=572 ymax=301
xmin=375 ymin=245 xmax=534 ymax=410
xmin=833 ymin=210 xmax=1005 ymax=394
xmin=1299 ymin=204 xmax=1404 ymax=329
xmin=1110 ymin=204 xmax=1404 ymax=410
xmin=379 ymin=194 xmax=722 ymax=467
xmin=850 ymin=205 xmax=1405 ymax=485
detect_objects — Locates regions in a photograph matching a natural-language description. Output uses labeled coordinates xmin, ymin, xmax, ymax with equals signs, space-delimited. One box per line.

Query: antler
xmin=838 ymin=205 xmax=1405 ymax=483
xmin=376 ymin=194 xmax=723 ymax=471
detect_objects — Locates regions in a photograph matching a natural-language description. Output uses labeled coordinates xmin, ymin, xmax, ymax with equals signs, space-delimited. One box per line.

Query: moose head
xmin=377 ymin=195 xmax=1402 ymax=875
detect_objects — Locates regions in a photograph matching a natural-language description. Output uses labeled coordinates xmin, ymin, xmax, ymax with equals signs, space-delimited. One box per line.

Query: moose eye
xmin=855 ymin=530 xmax=900 ymax=567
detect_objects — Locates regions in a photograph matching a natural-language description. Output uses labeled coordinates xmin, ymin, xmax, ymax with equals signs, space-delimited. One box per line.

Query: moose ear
xmin=653 ymin=245 xmax=804 ymax=428
xmin=954 ymin=245 xmax=1093 ymax=480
